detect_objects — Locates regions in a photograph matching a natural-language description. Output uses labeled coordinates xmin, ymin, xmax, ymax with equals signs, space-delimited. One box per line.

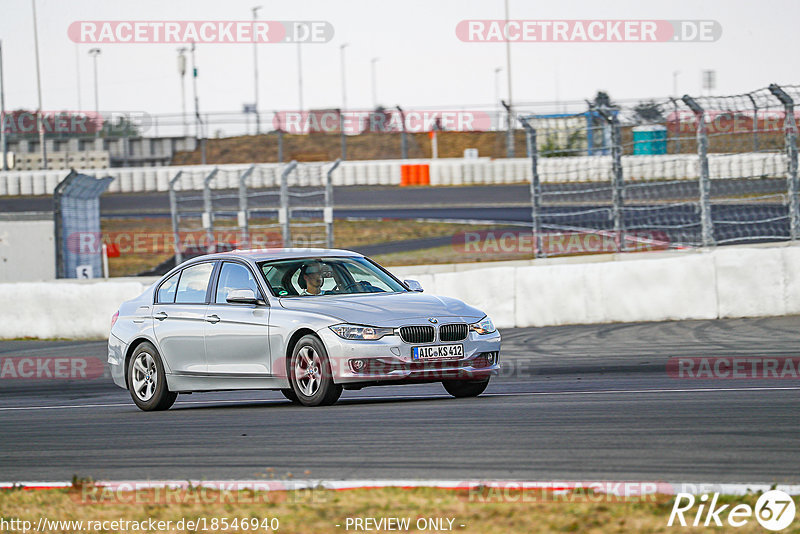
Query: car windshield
xmin=259 ymin=256 xmax=407 ymax=297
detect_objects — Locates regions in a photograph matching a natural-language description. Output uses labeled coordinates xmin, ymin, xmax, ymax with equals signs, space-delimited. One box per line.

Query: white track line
xmin=1 ymin=386 xmax=798 ymax=412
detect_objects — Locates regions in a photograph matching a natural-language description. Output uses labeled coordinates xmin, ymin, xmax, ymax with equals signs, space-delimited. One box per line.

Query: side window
xmin=175 ymin=263 xmax=215 ymax=304
xmin=157 ymin=271 xmax=180 ymax=303
xmin=215 ymin=262 xmax=260 ymax=304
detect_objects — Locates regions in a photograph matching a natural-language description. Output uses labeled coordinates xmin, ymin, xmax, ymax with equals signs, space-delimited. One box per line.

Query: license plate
xmin=412 ymin=344 xmax=463 ymax=360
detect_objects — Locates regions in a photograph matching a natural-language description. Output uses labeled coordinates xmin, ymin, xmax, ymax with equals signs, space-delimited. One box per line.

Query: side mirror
xmin=404 ymin=279 xmax=423 ymax=292
xmin=226 ymin=288 xmax=261 ymax=305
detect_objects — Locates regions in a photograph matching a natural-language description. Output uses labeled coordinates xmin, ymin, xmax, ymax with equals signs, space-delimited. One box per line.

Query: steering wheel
xmin=336 ymin=281 xmax=362 ymax=293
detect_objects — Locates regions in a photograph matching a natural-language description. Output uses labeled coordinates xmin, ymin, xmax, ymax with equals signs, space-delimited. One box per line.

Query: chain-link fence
xmin=168 ymin=161 xmax=336 ymax=266
xmin=519 ymin=84 xmax=800 ymax=257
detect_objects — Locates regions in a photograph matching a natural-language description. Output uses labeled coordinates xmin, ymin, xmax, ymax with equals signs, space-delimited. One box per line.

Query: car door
xmin=204 ymin=261 xmax=271 ymax=376
xmin=151 ymin=261 xmax=215 ymax=375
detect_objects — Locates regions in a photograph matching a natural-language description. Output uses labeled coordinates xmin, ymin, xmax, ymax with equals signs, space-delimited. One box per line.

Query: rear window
xmin=175 ymin=262 xmax=215 ymax=304
xmin=156 ymin=271 xmax=180 ymax=303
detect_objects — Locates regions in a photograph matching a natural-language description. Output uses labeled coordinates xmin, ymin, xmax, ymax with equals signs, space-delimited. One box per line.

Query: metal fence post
xmin=502 ymin=100 xmax=514 ymax=158
xmin=280 ymin=161 xmax=297 ymax=248
xmin=596 ymin=107 xmax=625 ymax=252
xmin=768 ymin=84 xmax=800 ymax=240
xmin=237 ymin=165 xmax=255 ymax=247
xmin=325 ymin=159 xmax=341 ymax=248
xmin=747 ymin=93 xmax=759 ymax=153
xmin=340 ymin=112 xmax=347 ymax=161
xmin=396 ymin=106 xmax=408 ymax=159
xmin=519 ymin=116 xmax=544 ymax=258
xmin=669 ymin=98 xmax=681 ymax=154
xmin=682 ymin=95 xmax=714 ymax=247
xmin=168 ymin=170 xmax=184 ymax=265
xmin=202 ymin=168 xmax=218 ymax=252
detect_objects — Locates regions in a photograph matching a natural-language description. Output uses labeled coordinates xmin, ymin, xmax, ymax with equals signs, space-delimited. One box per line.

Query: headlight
xmin=330 ymin=324 xmax=394 ymax=340
xmin=470 ymin=316 xmax=496 ymax=335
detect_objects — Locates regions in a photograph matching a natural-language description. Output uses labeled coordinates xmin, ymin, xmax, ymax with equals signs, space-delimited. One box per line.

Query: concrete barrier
xmin=2 ymin=244 xmax=798 ymax=339
xmin=0 ymin=152 xmax=789 ymax=195
xmin=0 ymin=280 xmax=151 ymax=339
xmin=433 ymin=266 xmax=517 ymax=329
xmin=714 ymin=247 xmax=785 ymax=318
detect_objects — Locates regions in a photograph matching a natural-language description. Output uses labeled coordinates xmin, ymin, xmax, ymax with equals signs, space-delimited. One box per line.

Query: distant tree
xmin=633 ymin=100 xmax=665 ymax=123
xmin=592 ymin=91 xmax=615 ymax=109
xmin=540 ymin=129 xmax=586 ymax=157
xmin=366 ymin=106 xmax=399 ymax=133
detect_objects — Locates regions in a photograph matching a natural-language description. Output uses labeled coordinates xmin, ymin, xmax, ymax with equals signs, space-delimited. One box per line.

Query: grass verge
xmin=1 ymin=486 xmax=796 ymax=533
xmin=100 ymin=218 xmax=502 ymax=276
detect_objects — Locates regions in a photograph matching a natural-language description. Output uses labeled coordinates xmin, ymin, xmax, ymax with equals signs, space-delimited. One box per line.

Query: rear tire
xmin=289 ymin=335 xmax=342 ymax=407
xmin=442 ymin=378 xmax=490 ymax=398
xmin=127 ymin=342 xmax=177 ymax=411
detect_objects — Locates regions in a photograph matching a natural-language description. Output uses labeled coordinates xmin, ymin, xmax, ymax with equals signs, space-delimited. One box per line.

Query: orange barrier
xmin=408 ymin=164 xmax=420 ymax=185
xmin=419 ymin=164 xmax=430 ymax=185
xmin=400 ymin=164 xmax=411 ymax=186
xmin=400 ymin=164 xmax=431 ymax=186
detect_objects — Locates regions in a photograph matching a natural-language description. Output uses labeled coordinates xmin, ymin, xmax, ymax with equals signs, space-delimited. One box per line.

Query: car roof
xmin=184 ymin=248 xmax=364 ymax=264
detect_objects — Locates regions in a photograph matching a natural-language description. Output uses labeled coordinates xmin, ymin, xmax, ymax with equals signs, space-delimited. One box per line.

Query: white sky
xmin=0 ymin=0 xmax=798 ymax=116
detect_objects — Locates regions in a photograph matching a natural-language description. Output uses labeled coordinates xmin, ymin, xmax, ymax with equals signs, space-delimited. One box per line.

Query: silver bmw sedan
xmin=108 ymin=249 xmax=501 ymax=410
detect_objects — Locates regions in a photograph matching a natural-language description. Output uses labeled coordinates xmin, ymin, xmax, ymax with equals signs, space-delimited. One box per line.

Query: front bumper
xmin=318 ymin=327 xmax=502 ymax=385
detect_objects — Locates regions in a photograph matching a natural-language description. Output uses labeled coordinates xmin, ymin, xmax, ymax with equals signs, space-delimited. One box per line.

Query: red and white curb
xmin=2 ymin=480 xmax=800 ymax=496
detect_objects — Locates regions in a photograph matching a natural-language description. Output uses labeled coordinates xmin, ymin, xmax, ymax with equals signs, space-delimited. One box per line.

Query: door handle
xmin=206 ymin=314 xmax=220 ymax=324
xmin=154 ymin=311 xmax=168 ymax=321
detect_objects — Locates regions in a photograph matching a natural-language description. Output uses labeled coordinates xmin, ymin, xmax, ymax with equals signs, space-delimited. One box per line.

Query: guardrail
xmin=0 ymin=152 xmax=787 ymax=196
xmin=1 ymin=244 xmax=798 ymax=339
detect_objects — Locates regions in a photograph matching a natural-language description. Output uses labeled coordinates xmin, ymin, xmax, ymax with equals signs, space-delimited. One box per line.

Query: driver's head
xmin=299 ymin=260 xmax=324 ymax=293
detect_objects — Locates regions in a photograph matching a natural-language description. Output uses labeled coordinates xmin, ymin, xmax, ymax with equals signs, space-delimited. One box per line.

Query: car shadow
xmin=168 ymin=393 xmax=464 ymax=411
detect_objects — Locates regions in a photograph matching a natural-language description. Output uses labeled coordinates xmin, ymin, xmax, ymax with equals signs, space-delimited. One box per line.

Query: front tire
xmin=127 ymin=342 xmax=177 ymax=411
xmin=289 ymin=335 xmax=342 ymax=407
xmin=442 ymin=378 xmax=490 ymax=398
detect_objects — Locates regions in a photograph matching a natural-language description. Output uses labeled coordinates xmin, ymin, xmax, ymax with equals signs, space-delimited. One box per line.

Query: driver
xmin=298 ymin=260 xmax=326 ymax=295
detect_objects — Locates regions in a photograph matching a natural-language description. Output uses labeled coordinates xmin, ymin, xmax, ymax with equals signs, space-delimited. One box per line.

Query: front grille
xmin=439 ymin=323 xmax=468 ymax=342
xmin=399 ymin=325 xmax=435 ymax=344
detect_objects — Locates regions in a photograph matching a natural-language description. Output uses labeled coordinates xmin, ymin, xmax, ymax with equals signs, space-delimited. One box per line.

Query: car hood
xmin=278 ymin=292 xmax=485 ymax=326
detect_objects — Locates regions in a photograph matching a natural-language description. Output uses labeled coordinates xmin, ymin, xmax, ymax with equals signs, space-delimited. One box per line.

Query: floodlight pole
xmin=0 ymin=40 xmax=7 ymax=171
xmin=32 ymin=0 xmax=47 ymax=169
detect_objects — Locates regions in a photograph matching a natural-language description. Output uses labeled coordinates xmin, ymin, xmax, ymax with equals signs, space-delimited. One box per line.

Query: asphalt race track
xmin=1 ymin=317 xmax=799 ymax=483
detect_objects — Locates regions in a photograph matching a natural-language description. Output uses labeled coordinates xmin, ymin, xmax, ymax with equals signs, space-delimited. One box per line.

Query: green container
xmin=632 ymin=125 xmax=667 ymax=155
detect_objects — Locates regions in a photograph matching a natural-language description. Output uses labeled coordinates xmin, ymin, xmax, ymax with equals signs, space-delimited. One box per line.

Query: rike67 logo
xmin=668 ymin=490 xmax=796 ymax=531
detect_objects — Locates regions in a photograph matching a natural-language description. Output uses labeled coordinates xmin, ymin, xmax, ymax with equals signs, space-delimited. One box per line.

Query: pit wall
xmin=1 ymin=244 xmax=797 ymax=339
